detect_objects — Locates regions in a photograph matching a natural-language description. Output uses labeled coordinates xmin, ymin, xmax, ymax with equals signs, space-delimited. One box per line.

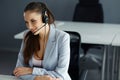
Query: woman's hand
xmin=34 ymin=75 xmax=60 ymax=80
xmin=13 ymin=67 xmax=33 ymax=77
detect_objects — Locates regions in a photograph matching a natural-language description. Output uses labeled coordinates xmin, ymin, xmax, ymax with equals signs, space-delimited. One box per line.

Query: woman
xmin=13 ymin=2 xmax=71 ymax=80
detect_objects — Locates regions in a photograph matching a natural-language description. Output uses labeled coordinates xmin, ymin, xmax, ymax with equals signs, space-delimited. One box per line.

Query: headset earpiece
xmin=42 ymin=10 xmax=48 ymax=24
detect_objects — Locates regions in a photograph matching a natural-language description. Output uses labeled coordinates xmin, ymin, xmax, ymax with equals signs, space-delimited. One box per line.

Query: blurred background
xmin=0 ymin=0 xmax=120 ymax=78
xmin=0 ymin=0 xmax=120 ymax=52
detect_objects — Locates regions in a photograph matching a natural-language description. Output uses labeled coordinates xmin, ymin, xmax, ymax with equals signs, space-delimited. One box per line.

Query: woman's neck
xmin=39 ymin=24 xmax=50 ymax=40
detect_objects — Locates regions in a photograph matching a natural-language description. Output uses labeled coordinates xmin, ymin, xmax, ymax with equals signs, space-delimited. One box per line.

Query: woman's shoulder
xmin=51 ymin=26 xmax=70 ymax=41
xmin=50 ymin=24 xmax=68 ymax=35
xmin=54 ymin=27 xmax=69 ymax=38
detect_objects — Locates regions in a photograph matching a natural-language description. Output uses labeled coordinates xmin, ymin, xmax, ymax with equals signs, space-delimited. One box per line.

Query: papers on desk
xmin=0 ymin=75 xmax=20 ymax=80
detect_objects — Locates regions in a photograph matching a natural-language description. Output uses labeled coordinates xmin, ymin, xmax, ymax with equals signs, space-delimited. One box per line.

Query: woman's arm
xmin=13 ymin=67 xmax=33 ymax=77
xmin=13 ymin=40 xmax=36 ymax=80
xmin=34 ymin=75 xmax=60 ymax=80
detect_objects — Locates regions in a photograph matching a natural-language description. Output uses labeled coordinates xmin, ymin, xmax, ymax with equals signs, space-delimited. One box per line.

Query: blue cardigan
xmin=15 ymin=24 xmax=71 ymax=80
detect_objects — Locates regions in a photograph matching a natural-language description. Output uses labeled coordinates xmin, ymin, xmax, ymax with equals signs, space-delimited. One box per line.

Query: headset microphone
xmin=33 ymin=24 xmax=46 ymax=35
xmin=34 ymin=10 xmax=48 ymax=35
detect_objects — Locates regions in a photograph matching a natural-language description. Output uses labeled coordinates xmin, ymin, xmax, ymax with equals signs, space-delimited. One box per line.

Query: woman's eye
xmin=31 ymin=20 xmax=35 ymax=22
xmin=31 ymin=20 xmax=36 ymax=23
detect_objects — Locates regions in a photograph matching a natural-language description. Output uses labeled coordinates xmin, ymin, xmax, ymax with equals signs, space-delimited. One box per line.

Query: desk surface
xmin=14 ymin=21 xmax=120 ymax=45
xmin=0 ymin=74 xmax=20 ymax=80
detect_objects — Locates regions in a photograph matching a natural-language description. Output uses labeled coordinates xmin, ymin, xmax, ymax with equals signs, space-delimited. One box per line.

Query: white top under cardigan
xmin=32 ymin=56 xmax=42 ymax=67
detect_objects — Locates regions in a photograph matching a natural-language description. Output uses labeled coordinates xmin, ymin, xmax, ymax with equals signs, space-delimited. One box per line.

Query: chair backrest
xmin=73 ymin=1 xmax=104 ymax=23
xmin=65 ymin=31 xmax=81 ymax=80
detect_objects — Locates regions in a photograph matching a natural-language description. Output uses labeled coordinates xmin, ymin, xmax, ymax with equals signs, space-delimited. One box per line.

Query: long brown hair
xmin=23 ymin=2 xmax=55 ymax=65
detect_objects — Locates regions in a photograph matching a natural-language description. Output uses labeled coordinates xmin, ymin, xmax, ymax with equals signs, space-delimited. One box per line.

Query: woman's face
xmin=24 ymin=11 xmax=43 ymax=33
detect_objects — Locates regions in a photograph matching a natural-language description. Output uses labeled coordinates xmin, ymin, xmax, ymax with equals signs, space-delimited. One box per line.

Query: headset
xmin=33 ymin=3 xmax=49 ymax=35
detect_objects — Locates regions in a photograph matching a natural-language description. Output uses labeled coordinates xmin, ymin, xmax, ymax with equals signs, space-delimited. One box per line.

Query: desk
xmin=14 ymin=21 xmax=120 ymax=80
xmin=0 ymin=74 xmax=20 ymax=80
xmin=14 ymin=21 xmax=120 ymax=45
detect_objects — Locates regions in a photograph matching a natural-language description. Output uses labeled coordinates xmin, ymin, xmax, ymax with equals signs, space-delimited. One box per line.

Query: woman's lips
xmin=31 ymin=29 xmax=36 ymax=33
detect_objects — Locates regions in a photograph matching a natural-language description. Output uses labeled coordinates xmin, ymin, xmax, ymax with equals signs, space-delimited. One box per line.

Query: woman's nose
xmin=28 ymin=23 xmax=33 ymax=30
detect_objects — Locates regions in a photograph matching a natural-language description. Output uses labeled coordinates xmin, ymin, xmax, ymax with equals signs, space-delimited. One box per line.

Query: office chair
xmin=72 ymin=0 xmax=103 ymax=80
xmin=73 ymin=0 xmax=104 ymax=55
xmin=73 ymin=0 xmax=103 ymax=23
xmin=65 ymin=31 xmax=81 ymax=80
